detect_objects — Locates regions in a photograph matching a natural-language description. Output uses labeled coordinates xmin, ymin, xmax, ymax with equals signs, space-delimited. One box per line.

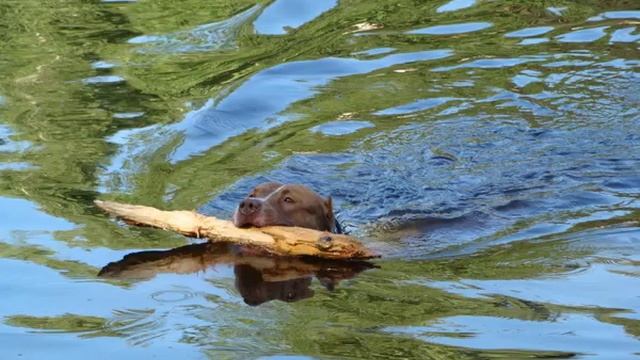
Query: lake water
xmin=1 ymin=0 xmax=639 ymax=358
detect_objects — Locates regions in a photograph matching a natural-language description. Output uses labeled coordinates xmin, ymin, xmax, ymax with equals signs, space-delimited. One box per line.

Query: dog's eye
xmin=283 ymin=196 xmax=294 ymax=203
xmin=248 ymin=193 xmax=255 ymax=198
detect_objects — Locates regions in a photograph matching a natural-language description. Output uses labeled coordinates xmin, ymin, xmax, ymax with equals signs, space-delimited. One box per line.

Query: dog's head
xmin=233 ymin=182 xmax=338 ymax=232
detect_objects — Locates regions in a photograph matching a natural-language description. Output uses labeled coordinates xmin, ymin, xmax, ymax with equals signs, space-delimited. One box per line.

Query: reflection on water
xmin=407 ymin=22 xmax=493 ymax=35
xmin=556 ymin=26 xmax=610 ymax=43
xmin=387 ymin=313 xmax=640 ymax=358
xmin=127 ymin=4 xmax=261 ymax=53
xmin=310 ymin=120 xmax=374 ymax=136
xmin=505 ymin=26 xmax=555 ymax=38
xmin=99 ymin=242 xmax=376 ymax=306
xmin=254 ymin=0 xmax=337 ymax=35
xmin=437 ymin=0 xmax=476 ymax=14
xmin=1 ymin=0 xmax=640 ymax=358
xmin=100 ymin=48 xmax=452 ymax=180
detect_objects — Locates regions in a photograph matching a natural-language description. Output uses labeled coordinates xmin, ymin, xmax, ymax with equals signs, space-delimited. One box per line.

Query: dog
xmin=233 ymin=182 xmax=342 ymax=234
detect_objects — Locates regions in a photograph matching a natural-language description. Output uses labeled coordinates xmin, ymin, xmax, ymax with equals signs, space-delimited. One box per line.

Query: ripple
xmin=386 ymin=312 xmax=640 ymax=357
xmin=610 ymin=27 xmax=640 ymax=43
xmin=254 ymin=0 xmax=337 ymax=35
xmin=167 ymin=49 xmax=452 ymax=163
xmin=311 ymin=120 xmax=374 ymax=136
xmin=599 ymin=58 xmax=640 ymax=69
xmin=151 ymin=289 xmax=195 ymax=303
xmin=375 ymin=97 xmax=459 ymax=115
xmin=589 ymin=10 xmax=640 ymax=22
xmin=4 ymin=1 xmax=640 ymax=358
xmin=113 ymin=112 xmax=145 ymax=119
xmin=543 ymin=60 xmax=594 ymax=68
xmin=0 ymin=197 xmax=75 ymax=237
xmin=352 ymin=47 xmax=396 ymax=56
xmin=436 ymin=0 xmax=476 ymax=13
xmin=428 ymin=255 xmax=640 ymax=310
xmin=519 ymin=37 xmax=549 ymax=45
xmin=433 ymin=55 xmax=546 ymax=72
xmin=0 ymin=125 xmax=31 ymax=153
xmin=82 ymin=75 xmax=125 ymax=85
xmin=407 ymin=22 xmax=492 ymax=35
xmin=603 ymin=176 xmax=640 ymax=191
xmin=512 ymin=73 xmax=541 ymax=88
xmin=505 ymin=26 xmax=554 ymax=38
xmin=556 ymin=26 xmax=609 ymax=43
xmin=90 ymin=61 xmax=116 ymax=69
xmin=0 ymin=162 xmax=35 ymax=171
xmin=128 ymin=5 xmax=260 ymax=53
xmin=497 ymin=98 xmax=556 ymax=117
xmin=546 ymin=6 xmax=567 ymax=16
xmin=128 ymin=35 xmax=164 ymax=44
xmin=100 ymin=49 xmax=453 ymax=189
xmin=98 ymin=123 xmax=165 ymax=192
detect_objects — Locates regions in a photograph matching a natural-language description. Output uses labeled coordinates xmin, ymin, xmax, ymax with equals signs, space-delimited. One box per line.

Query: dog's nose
xmin=238 ymin=198 xmax=262 ymax=215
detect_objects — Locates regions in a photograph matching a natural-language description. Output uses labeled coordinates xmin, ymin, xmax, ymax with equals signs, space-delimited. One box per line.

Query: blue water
xmin=1 ymin=1 xmax=640 ymax=358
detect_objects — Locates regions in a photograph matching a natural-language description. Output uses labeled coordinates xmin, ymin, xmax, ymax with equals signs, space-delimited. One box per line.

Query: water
xmin=0 ymin=0 xmax=639 ymax=358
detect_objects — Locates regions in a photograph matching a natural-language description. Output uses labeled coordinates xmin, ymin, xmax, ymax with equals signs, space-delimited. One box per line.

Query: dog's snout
xmin=239 ymin=198 xmax=262 ymax=215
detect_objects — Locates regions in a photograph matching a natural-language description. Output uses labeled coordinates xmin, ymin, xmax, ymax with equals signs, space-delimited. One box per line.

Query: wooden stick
xmin=95 ymin=200 xmax=378 ymax=260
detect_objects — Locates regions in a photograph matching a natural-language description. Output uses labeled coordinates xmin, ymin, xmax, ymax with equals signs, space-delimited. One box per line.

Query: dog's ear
xmin=324 ymin=196 xmax=337 ymax=233
xmin=324 ymin=196 xmax=334 ymax=219
xmin=324 ymin=197 xmax=344 ymax=234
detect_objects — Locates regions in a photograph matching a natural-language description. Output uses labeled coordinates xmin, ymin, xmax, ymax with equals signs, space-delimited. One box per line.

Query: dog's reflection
xmin=98 ymin=242 xmax=376 ymax=306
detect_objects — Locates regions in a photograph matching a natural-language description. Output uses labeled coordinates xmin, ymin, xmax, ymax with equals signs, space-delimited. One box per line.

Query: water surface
xmin=1 ymin=0 xmax=639 ymax=359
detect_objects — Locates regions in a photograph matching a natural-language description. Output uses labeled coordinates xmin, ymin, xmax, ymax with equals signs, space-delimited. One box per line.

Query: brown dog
xmin=233 ymin=182 xmax=341 ymax=233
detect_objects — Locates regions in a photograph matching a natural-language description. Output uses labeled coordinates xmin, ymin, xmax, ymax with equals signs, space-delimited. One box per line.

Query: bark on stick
xmin=95 ymin=200 xmax=378 ymax=260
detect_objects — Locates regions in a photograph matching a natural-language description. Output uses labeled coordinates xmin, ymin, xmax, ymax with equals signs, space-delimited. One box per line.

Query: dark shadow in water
xmin=98 ymin=242 xmax=377 ymax=306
